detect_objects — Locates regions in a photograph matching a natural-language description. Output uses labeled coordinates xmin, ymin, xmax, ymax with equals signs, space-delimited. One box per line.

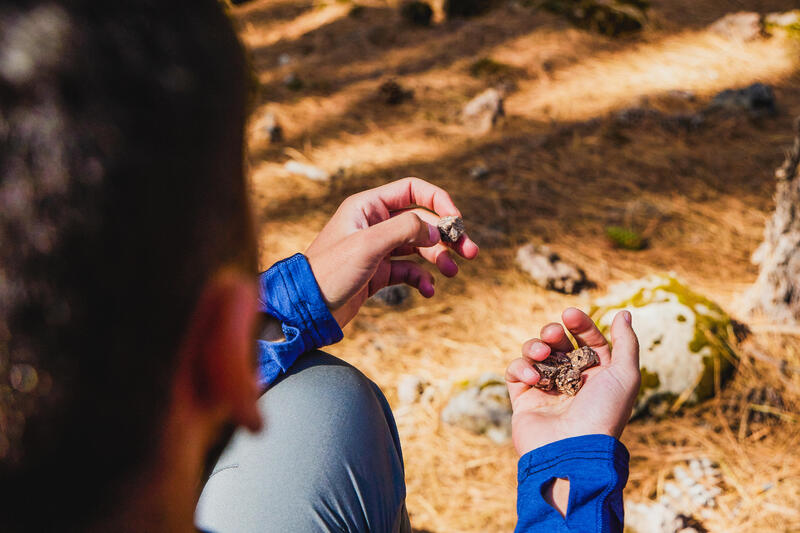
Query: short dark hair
xmin=0 ymin=1 xmax=256 ymax=529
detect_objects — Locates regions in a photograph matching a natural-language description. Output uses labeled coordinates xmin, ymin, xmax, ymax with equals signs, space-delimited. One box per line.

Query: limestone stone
xmin=515 ymin=244 xmax=588 ymax=295
xmin=437 ymin=216 xmax=464 ymax=243
xmin=590 ymin=275 xmax=738 ymax=415
xmin=462 ymin=88 xmax=503 ymax=133
xmin=284 ymin=160 xmax=329 ymax=181
xmin=370 ymin=285 xmax=411 ymax=306
xmin=441 ymin=373 xmax=511 ymax=443
xmin=709 ymin=12 xmax=762 ymax=41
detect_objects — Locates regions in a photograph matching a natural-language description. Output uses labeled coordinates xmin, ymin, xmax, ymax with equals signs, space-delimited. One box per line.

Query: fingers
xmin=609 ymin=310 xmax=639 ymax=374
xmin=505 ymin=357 xmax=539 ymax=402
xmin=539 ymin=323 xmax=575 ymax=354
xmin=383 ymin=260 xmax=436 ymax=298
xmin=365 ymin=177 xmax=462 ymax=219
xmin=360 ymin=212 xmax=439 ymax=263
xmin=522 ymin=338 xmax=552 ymax=362
xmin=396 ymin=207 xmax=479 ymax=263
xmin=561 ymin=307 xmax=612 ymax=365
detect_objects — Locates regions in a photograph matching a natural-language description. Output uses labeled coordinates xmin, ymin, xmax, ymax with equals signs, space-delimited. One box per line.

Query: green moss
xmin=590 ymin=276 xmax=738 ymax=413
xmin=605 ymin=226 xmax=646 ymax=250
xmin=637 ymin=366 xmax=660 ymax=402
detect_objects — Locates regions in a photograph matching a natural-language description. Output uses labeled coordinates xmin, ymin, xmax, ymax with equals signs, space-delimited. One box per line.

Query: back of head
xmin=0 ymin=1 xmax=256 ymax=529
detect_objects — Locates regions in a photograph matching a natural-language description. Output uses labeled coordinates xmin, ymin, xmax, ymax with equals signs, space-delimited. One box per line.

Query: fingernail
xmin=421 ymin=281 xmax=435 ymax=297
xmin=623 ymin=310 xmax=632 ymax=324
xmin=523 ymin=367 xmax=538 ymax=382
xmin=428 ymin=224 xmax=440 ymax=243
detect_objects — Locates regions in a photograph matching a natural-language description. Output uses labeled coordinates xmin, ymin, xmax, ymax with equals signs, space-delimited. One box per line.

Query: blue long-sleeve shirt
xmin=258 ymin=254 xmax=629 ymax=532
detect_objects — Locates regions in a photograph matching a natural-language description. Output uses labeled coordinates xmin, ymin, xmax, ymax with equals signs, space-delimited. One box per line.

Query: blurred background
xmin=226 ymin=0 xmax=800 ymax=531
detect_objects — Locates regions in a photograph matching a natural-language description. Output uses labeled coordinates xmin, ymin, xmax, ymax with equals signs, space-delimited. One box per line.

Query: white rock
xmin=591 ymin=275 xmax=737 ymax=414
xmin=765 ymin=10 xmax=800 ymax=32
xmin=709 ymin=12 xmax=762 ymax=41
xmin=397 ymin=375 xmax=429 ymax=405
xmin=462 ymin=88 xmax=504 ymax=133
xmin=370 ymin=285 xmax=411 ymax=306
xmin=253 ymin=111 xmax=283 ymax=143
xmin=284 ymin=160 xmax=330 ymax=181
xmin=516 ymin=244 xmax=588 ymax=294
xmin=441 ymin=373 xmax=511 ymax=443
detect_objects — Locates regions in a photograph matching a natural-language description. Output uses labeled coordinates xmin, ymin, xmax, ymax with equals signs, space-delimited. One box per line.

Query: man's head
xmin=0 ymin=1 xmax=262 ymax=529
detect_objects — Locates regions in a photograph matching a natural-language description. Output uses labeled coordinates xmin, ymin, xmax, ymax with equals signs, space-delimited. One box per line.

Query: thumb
xmin=359 ymin=212 xmax=440 ymax=261
xmin=610 ymin=310 xmax=640 ymax=375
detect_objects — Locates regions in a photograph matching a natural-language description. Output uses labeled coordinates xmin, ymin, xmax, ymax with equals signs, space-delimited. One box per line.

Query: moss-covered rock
xmin=764 ymin=10 xmax=800 ymax=40
xmin=590 ymin=275 xmax=737 ymax=415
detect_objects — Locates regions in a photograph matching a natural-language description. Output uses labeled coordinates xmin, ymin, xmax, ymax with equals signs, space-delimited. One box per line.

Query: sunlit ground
xmin=232 ymin=0 xmax=800 ymax=530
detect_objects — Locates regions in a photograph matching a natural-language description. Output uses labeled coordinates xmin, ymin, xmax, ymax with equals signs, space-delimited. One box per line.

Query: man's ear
xmin=179 ymin=270 xmax=263 ymax=433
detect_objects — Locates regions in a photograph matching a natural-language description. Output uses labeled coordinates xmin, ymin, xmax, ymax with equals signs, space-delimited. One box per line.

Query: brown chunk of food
xmin=437 ymin=216 xmax=465 ymax=243
xmin=532 ymin=346 xmax=600 ymax=396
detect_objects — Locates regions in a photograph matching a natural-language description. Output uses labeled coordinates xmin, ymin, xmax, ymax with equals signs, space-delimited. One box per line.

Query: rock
xmin=397 ymin=375 xmax=430 ymax=405
xmin=437 ymin=216 xmax=464 ymax=243
xmin=378 ymin=79 xmax=413 ymax=105
xmin=284 ymin=160 xmax=329 ymax=181
xmin=590 ymin=275 xmax=738 ymax=415
xmin=283 ymin=72 xmax=303 ymax=91
xmin=441 ymin=373 xmax=512 ymax=443
xmin=765 ymin=10 xmax=800 ymax=27
xmin=254 ymin=111 xmax=283 ymax=143
xmin=278 ymin=53 xmax=291 ymax=66
xmin=515 ymin=244 xmax=588 ymax=295
xmin=707 ymin=83 xmax=777 ymax=117
xmin=765 ymin=10 xmax=800 ymax=39
xmin=708 ymin=12 xmax=762 ymax=41
xmin=469 ymin=165 xmax=490 ymax=179
xmin=462 ymin=88 xmax=504 ymax=133
xmin=400 ymin=1 xmax=433 ymax=26
xmin=370 ymin=285 xmax=411 ymax=306
xmin=533 ymin=346 xmax=600 ymax=396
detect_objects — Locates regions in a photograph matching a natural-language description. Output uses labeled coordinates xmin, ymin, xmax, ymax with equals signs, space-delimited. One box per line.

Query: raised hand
xmin=305 ymin=177 xmax=479 ymax=328
xmin=505 ymin=308 xmax=640 ymax=456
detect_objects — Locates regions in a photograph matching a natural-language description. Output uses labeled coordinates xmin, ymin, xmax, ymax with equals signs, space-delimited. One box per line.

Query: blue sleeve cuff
xmin=515 ymin=434 xmax=629 ymax=533
xmin=256 ymin=253 xmax=343 ymax=386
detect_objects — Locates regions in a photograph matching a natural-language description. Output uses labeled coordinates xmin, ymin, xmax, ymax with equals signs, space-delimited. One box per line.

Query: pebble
xmin=284 ymin=160 xmax=329 ymax=181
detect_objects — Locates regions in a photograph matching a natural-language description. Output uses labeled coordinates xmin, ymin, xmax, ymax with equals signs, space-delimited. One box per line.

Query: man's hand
xmin=305 ymin=177 xmax=479 ymax=328
xmin=505 ymin=308 xmax=640 ymax=457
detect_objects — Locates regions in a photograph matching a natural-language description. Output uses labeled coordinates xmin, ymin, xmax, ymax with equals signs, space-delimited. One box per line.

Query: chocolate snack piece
xmin=437 ymin=216 xmax=465 ymax=243
xmin=532 ymin=346 xmax=600 ymax=396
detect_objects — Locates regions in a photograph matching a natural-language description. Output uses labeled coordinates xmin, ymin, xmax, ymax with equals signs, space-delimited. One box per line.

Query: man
xmin=0 ymin=1 xmax=640 ymax=531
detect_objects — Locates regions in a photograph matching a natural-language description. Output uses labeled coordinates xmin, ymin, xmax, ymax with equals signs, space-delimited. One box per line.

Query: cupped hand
xmin=505 ymin=308 xmax=640 ymax=456
xmin=305 ymin=177 xmax=479 ymax=328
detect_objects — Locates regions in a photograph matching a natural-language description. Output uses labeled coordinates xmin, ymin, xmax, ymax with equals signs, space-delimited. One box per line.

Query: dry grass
xmin=231 ymin=0 xmax=800 ymax=530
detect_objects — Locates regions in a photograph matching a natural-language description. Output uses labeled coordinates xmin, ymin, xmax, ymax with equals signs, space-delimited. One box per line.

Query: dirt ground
xmin=229 ymin=1 xmax=800 ymax=531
